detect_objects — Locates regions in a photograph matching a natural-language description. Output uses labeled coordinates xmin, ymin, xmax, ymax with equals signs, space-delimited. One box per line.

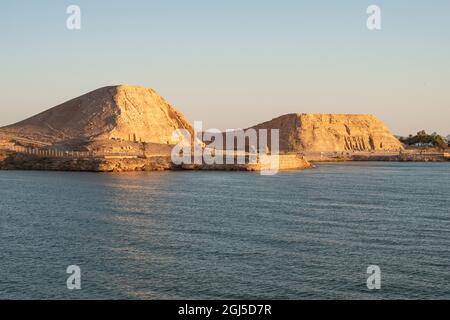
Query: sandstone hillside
xmin=0 ymin=85 xmax=193 ymax=146
xmin=249 ymin=113 xmax=403 ymax=152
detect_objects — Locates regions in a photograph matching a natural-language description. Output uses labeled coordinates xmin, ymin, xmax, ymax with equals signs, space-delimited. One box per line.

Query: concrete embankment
xmin=0 ymin=152 xmax=173 ymax=172
xmin=0 ymin=152 xmax=312 ymax=172
xmin=353 ymin=153 xmax=449 ymax=162
xmin=305 ymin=152 xmax=450 ymax=163
xmin=181 ymin=154 xmax=312 ymax=171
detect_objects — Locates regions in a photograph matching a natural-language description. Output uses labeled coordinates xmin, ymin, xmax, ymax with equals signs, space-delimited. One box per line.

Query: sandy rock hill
xmin=0 ymin=85 xmax=193 ymax=146
xmin=249 ymin=113 xmax=403 ymax=152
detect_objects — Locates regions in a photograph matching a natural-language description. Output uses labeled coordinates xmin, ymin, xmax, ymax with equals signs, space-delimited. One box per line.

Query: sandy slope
xmin=0 ymin=85 xmax=193 ymax=147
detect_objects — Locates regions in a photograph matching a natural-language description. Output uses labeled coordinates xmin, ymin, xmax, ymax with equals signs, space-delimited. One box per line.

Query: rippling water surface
xmin=1 ymin=162 xmax=449 ymax=299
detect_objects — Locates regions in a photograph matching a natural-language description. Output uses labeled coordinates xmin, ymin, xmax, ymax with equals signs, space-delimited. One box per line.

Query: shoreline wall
xmin=2 ymin=150 xmax=447 ymax=172
xmin=0 ymin=152 xmax=312 ymax=172
xmin=0 ymin=153 xmax=173 ymax=172
xmin=305 ymin=152 xmax=450 ymax=162
xmin=181 ymin=154 xmax=312 ymax=171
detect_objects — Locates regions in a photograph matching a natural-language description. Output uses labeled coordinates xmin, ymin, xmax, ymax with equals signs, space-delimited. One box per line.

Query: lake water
xmin=1 ymin=162 xmax=449 ymax=299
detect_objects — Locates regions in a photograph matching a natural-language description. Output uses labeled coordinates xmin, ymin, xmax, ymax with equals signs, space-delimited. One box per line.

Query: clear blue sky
xmin=1 ymin=0 xmax=449 ymax=135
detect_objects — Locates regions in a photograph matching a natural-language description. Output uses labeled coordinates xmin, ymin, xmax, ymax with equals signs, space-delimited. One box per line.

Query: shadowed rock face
xmin=0 ymin=85 xmax=193 ymax=146
xmin=250 ymin=113 xmax=403 ymax=152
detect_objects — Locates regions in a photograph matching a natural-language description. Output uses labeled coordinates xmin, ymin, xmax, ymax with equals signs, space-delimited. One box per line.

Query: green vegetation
xmin=400 ymin=130 xmax=448 ymax=149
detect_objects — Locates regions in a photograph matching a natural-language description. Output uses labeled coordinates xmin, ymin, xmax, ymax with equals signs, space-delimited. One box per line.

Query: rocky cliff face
xmin=0 ymin=85 xmax=193 ymax=146
xmin=250 ymin=113 xmax=403 ymax=152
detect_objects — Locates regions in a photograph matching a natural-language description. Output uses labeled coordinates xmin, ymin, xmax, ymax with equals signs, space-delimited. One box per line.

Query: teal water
xmin=0 ymin=162 xmax=449 ymax=299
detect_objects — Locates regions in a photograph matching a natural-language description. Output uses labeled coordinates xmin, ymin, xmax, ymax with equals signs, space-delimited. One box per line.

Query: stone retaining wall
xmin=0 ymin=153 xmax=312 ymax=172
